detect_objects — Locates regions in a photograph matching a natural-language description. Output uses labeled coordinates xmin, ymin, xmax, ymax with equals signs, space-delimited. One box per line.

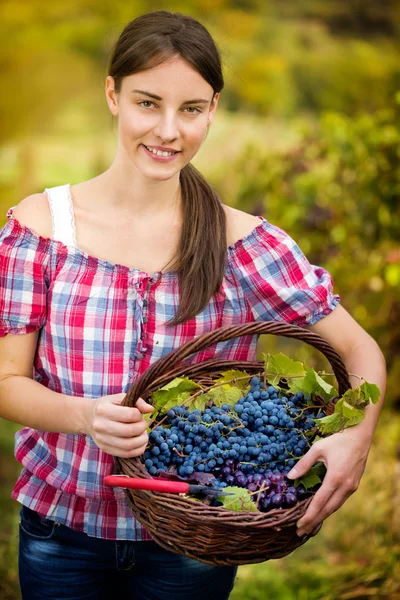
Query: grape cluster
xmin=143 ymin=376 xmax=323 ymax=511
xmin=220 ymin=460 xmax=308 ymax=510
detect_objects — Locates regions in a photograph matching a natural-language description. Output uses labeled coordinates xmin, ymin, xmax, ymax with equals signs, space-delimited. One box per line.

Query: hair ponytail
xmin=164 ymin=163 xmax=227 ymax=325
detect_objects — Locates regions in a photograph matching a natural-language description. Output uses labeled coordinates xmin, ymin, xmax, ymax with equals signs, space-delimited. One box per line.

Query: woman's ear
xmin=105 ymin=76 xmax=119 ymax=117
xmin=207 ymin=92 xmax=220 ymax=126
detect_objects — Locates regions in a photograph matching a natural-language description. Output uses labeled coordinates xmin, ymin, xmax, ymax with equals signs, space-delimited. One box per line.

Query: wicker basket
xmin=116 ymin=322 xmax=351 ymax=566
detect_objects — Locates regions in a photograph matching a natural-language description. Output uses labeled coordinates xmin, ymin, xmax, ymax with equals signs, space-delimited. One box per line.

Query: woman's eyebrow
xmin=131 ymin=89 xmax=210 ymax=104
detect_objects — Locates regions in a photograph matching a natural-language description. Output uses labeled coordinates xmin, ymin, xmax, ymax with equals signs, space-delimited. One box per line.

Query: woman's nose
xmin=154 ymin=112 xmax=179 ymax=142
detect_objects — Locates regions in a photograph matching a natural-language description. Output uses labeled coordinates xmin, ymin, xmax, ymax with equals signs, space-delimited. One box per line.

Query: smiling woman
xmin=106 ymin=58 xmax=218 ymax=188
xmin=0 ymin=8 xmax=386 ymax=600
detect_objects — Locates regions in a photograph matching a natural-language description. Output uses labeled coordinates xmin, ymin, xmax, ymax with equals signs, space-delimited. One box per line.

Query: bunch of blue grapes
xmin=143 ymin=375 xmax=323 ymax=511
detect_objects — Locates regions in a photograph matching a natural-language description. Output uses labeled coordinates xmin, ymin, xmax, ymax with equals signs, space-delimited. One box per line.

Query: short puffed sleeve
xmin=0 ymin=212 xmax=51 ymax=336
xmin=228 ymin=219 xmax=340 ymax=327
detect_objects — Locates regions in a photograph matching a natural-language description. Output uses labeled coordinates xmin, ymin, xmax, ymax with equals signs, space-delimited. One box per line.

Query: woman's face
xmin=106 ymin=57 xmax=219 ymax=182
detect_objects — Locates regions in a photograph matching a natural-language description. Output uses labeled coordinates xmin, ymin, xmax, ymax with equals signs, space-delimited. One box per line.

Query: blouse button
xmin=137 ymin=352 xmax=144 ymax=360
xmin=143 ymin=299 xmax=148 ymax=307
xmin=142 ymin=317 xmax=148 ymax=323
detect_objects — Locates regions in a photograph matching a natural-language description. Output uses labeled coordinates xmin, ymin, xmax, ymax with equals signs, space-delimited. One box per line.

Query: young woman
xmin=0 ymin=10 xmax=386 ymax=600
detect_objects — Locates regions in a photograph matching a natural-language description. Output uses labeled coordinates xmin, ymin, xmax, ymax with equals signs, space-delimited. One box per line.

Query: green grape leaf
xmin=150 ymin=378 xmax=198 ymax=414
xmin=215 ymin=370 xmax=250 ymax=391
xmin=218 ymin=487 xmax=257 ymax=512
xmin=190 ymin=394 xmax=210 ymax=412
xmin=340 ymin=383 xmax=381 ymax=409
xmin=200 ymin=386 xmax=243 ymax=409
xmin=263 ymin=352 xmax=305 ymax=386
xmin=294 ymin=463 xmax=326 ymax=490
xmin=360 ymin=382 xmax=380 ymax=405
xmin=340 ymin=399 xmax=365 ymax=422
xmin=158 ymin=376 xmax=201 ymax=393
xmin=144 ymin=411 xmax=157 ymax=424
xmin=314 ymin=412 xmax=347 ymax=435
xmin=289 ymin=367 xmax=336 ymax=401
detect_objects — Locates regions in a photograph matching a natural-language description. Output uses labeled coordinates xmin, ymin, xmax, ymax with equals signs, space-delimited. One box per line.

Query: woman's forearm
xmin=342 ymin=337 xmax=387 ymax=441
xmin=0 ymin=375 xmax=92 ymax=434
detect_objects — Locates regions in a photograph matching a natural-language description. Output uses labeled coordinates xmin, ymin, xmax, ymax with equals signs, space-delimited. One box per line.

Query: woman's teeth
xmin=144 ymin=145 xmax=177 ymax=157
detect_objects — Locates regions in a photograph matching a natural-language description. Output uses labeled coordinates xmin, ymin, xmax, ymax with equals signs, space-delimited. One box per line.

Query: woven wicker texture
xmin=116 ymin=322 xmax=351 ymax=565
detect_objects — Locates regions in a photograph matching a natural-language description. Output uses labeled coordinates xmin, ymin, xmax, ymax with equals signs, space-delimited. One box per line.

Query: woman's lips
xmin=142 ymin=144 xmax=180 ymax=162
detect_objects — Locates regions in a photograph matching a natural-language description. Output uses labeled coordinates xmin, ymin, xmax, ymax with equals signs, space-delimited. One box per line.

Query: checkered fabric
xmin=0 ymin=199 xmax=340 ymax=540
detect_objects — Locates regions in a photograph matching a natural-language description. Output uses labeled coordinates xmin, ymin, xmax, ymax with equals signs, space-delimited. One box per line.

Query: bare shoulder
xmin=223 ymin=204 xmax=262 ymax=247
xmin=12 ymin=193 xmax=52 ymax=238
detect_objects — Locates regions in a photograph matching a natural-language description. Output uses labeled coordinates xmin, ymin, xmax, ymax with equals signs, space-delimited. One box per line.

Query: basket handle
xmin=123 ymin=321 xmax=351 ymax=408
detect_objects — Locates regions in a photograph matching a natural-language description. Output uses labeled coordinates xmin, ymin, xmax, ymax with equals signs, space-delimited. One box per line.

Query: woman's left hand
xmin=287 ymin=426 xmax=372 ymax=536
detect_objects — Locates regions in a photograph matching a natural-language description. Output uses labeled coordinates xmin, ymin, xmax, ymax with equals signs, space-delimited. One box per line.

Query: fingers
xmin=297 ymin=488 xmax=352 ymax=536
xmin=296 ymin=474 xmax=354 ymax=536
xmin=93 ymin=417 xmax=148 ymax=439
xmin=96 ymin=403 xmax=149 ymax=424
xmin=90 ymin=394 xmax=153 ymax=457
xmin=97 ymin=430 xmax=150 ymax=458
xmin=287 ymin=442 xmax=323 ymax=480
xmin=135 ymin=397 xmax=154 ymax=414
xmin=110 ymin=393 xmax=153 ymax=414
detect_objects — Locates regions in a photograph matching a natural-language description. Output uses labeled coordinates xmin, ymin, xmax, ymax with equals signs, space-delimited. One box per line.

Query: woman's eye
xmin=139 ymin=101 xmax=154 ymax=108
xmin=185 ymin=107 xmax=201 ymax=114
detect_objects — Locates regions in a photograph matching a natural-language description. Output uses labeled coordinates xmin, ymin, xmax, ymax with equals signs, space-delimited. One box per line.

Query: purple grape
xmin=253 ymin=474 xmax=263 ymax=484
xmin=260 ymin=497 xmax=272 ymax=511
xmin=271 ymin=473 xmax=284 ymax=485
xmin=236 ymin=475 xmax=247 ymax=487
xmin=275 ymin=482 xmax=287 ymax=493
xmin=247 ymin=482 xmax=258 ymax=492
xmin=234 ymin=469 xmax=245 ymax=478
xmin=260 ymin=480 xmax=272 ymax=493
xmin=226 ymin=475 xmax=235 ymax=485
xmin=284 ymin=492 xmax=298 ymax=507
xmin=270 ymin=493 xmax=283 ymax=507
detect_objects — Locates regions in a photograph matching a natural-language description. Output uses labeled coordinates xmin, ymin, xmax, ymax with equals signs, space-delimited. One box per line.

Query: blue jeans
xmin=18 ymin=506 xmax=237 ymax=600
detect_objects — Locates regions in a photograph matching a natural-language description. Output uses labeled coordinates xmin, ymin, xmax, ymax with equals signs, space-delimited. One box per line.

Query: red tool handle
xmin=104 ymin=475 xmax=190 ymax=494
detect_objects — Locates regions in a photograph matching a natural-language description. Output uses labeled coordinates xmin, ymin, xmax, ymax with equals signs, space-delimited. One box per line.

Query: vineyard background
xmin=0 ymin=1 xmax=399 ymax=598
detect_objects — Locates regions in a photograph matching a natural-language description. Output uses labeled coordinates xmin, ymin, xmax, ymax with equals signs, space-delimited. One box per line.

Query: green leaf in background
xmin=289 ymin=367 xmax=336 ymax=401
xmin=262 ymin=352 xmax=305 ymax=387
xmin=218 ymin=486 xmax=257 ymax=512
xmin=215 ymin=369 xmax=251 ymax=391
xmin=294 ymin=463 xmax=327 ymax=490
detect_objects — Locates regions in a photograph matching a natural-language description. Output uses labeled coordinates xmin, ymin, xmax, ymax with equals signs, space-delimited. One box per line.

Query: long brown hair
xmin=108 ymin=10 xmax=226 ymax=326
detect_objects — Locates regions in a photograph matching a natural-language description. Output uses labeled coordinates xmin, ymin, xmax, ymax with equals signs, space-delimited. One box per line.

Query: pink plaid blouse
xmin=0 ymin=184 xmax=340 ymax=540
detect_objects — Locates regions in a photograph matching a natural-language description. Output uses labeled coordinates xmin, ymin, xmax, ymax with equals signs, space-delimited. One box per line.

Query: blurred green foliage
xmin=211 ymin=98 xmax=400 ymax=408
xmin=0 ymin=1 xmax=399 ymax=598
xmin=1 ymin=0 xmax=400 ymax=143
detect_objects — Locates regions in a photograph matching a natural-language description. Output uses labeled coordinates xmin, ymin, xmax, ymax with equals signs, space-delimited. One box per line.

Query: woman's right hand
xmin=84 ymin=393 xmax=154 ymax=458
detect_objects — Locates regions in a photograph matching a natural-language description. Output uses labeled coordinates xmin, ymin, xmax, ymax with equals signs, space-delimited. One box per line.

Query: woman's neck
xmin=88 ymin=164 xmax=182 ymax=218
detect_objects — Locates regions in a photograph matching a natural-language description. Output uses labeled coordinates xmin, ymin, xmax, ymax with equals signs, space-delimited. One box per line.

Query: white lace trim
xmin=44 ymin=184 xmax=77 ymax=248
xmin=66 ymin=183 xmax=77 ymax=247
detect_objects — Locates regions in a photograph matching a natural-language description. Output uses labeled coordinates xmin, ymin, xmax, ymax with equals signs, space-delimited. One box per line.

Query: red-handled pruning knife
xmin=104 ymin=475 xmax=233 ymax=496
